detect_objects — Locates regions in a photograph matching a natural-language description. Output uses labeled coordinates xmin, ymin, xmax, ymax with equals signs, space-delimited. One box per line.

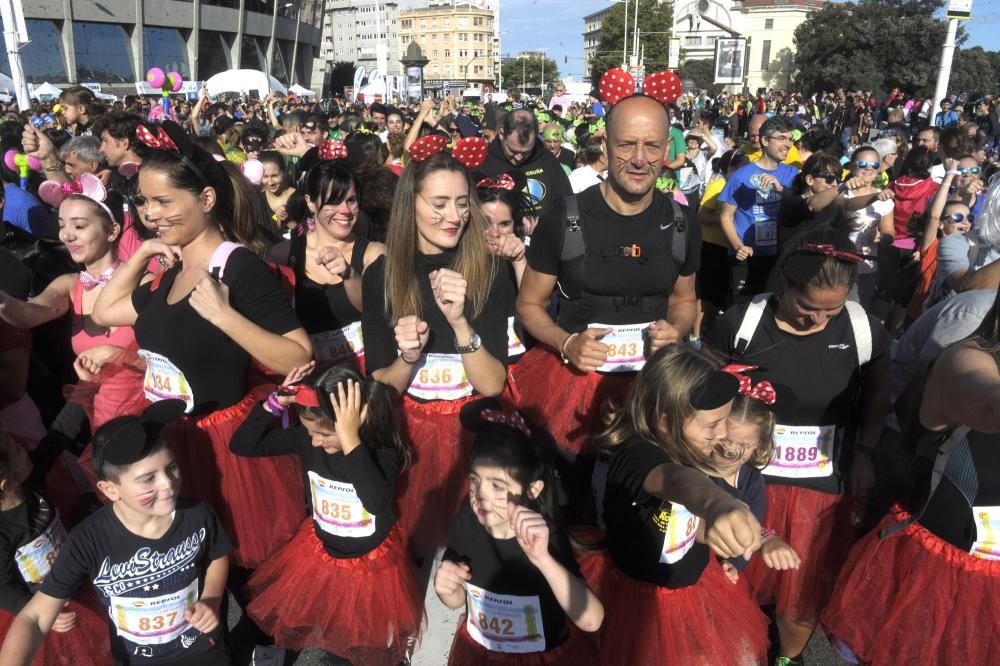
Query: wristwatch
xmin=454 ymin=331 xmax=481 ymax=354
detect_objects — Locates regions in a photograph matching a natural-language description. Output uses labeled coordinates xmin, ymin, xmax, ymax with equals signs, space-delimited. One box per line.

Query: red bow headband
xmin=476 ymin=173 xmax=516 ymax=191
xmin=409 ymin=134 xmax=449 ymax=163
xmin=135 ymin=124 xmax=178 ymax=152
xmin=480 ymin=408 xmax=532 ymax=438
xmin=598 ymin=68 xmax=683 ymax=107
xmin=801 ymin=243 xmax=864 ymax=264
xmin=721 ymin=364 xmax=777 ymax=406
xmin=408 ymin=135 xmax=488 ymax=169
xmin=278 ymin=383 xmax=320 ymax=408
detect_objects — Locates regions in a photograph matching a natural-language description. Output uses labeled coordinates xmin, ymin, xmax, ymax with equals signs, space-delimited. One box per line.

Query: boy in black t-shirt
xmin=0 ymin=403 xmax=233 ymax=665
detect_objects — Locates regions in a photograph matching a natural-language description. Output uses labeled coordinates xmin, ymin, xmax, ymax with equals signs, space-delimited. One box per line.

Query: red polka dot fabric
xmin=451 ymin=137 xmax=488 ymax=170
xmin=409 ymin=134 xmax=449 ymax=162
xmin=318 ymin=140 xmax=348 ymax=161
xmin=644 ymin=70 xmax=683 ymax=105
xmin=598 ymin=68 xmax=636 ymax=107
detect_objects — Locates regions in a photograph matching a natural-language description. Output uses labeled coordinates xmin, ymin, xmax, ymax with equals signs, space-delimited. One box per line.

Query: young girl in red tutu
xmin=92 ymin=120 xmax=311 ymax=569
xmin=362 ymin=140 xmax=514 ymax=554
xmin=230 ymin=362 xmax=422 ymax=666
xmin=433 ymin=397 xmax=603 ymax=665
xmin=823 ymin=289 xmax=1000 ymax=666
xmin=712 ymin=367 xmax=801 ymax=584
xmin=0 ymin=431 xmax=110 ymax=666
xmin=582 ymin=345 xmax=770 ymax=666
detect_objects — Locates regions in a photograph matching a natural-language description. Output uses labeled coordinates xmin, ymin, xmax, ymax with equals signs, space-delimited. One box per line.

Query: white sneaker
xmin=252 ymin=645 xmax=286 ymax=666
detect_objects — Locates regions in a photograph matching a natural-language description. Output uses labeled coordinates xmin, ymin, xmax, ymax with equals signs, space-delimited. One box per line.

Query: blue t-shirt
xmin=3 ymin=183 xmax=54 ymax=237
xmin=719 ymin=161 xmax=800 ymax=256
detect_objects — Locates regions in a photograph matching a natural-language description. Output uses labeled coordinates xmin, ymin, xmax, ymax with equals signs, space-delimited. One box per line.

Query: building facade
xmin=739 ymin=0 xmax=824 ymax=91
xmin=398 ymin=0 xmax=496 ymax=94
xmin=582 ymin=6 xmax=610 ymax=80
xmin=319 ymin=0 xmax=400 ymax=81
xmin=1 ymin=0 xmax=322 ymax=94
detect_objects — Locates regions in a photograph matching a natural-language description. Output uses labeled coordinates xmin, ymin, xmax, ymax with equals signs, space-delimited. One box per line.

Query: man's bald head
xmin=606 ymin=95 xmax=669 ymax=141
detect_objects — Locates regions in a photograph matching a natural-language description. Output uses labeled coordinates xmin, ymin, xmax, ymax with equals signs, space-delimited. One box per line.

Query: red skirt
xmin=245 ymin=520 xmax=422 ymax=665
xmin=579 ymin=549 xmax=769 ymax=665
xmin=448 ymin=620 xmax=600 ymax=666
xmin=0 ymin=593 xmax=111 ymax=666
xmin=744 ymin=484 xmax=853 ymax=623
xmin=823 ymin=505 xmax=1000 ymax=666
xmin=511 ymin=347 xmax=633 ymax=454
xmin=164 ymin=386 xmax=305 ymax=568
xmin=395 ymin=394 xmax=477 ymax=553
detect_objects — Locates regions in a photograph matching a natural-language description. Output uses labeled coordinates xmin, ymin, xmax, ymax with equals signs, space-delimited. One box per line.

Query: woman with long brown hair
xmin=361 ymin=142 xmax=512 ymax=554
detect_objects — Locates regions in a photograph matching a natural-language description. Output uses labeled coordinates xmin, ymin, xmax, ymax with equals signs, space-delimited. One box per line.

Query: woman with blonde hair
xmin=362 ymin=144 xmax=514 ymax=553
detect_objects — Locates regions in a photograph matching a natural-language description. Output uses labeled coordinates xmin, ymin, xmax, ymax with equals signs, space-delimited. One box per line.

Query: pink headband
xmin=38 ymin=173 xmax=115 ymax=223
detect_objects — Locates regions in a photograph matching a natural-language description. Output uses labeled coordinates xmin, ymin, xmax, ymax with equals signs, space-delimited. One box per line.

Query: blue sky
xmin=492 ymin=0 xmax=1000 ymax=81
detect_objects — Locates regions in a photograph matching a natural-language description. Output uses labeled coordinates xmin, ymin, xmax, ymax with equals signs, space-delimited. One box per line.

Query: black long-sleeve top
xmin=0 ymin=430 xmax=72 ymax=613
xmin=229 ymin=403 xmax=400 ymax=558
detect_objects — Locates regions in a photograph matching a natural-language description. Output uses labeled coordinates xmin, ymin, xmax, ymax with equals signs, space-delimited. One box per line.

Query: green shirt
xmin=669 ymin=126 xmax=686 ymax=162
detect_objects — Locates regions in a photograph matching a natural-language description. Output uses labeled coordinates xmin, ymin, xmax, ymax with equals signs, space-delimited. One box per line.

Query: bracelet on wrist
xmin=398 ymin=349 xmax=419 ymax=364
xmin=266 ymin=392 xmax=286 ymax=415
xmin=946 ymin=170 xmax=961 ymax=176
xmin=760 ymin=528 xmax=778 ymax=541
xmin=559 ymin=332 xmax=579 ymax=364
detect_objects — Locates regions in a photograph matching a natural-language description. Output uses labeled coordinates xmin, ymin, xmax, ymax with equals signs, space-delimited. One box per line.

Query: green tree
xmin=792 ymin=0 xmax=948 ymax=96
xmin=589 ymin=0 xmax=674 ymax=88
xmin=501 ymin=56 xmax=560 ymax=96
xmin=678 ymin=58 xmax=722 ymax=95
xmin=949 ymin=46 xmax=1000 ymax=98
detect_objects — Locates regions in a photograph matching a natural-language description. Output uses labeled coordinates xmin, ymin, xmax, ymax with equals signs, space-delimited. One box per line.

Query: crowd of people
xmin=0 ymin=73 xmax=997 ymax=666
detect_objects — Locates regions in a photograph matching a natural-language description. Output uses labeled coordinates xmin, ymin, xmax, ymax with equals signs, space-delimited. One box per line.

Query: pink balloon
xmin=167 ymin=71 xmax=184 ymax=93
xmin=147 ymin=67 xmax=167 ymax=88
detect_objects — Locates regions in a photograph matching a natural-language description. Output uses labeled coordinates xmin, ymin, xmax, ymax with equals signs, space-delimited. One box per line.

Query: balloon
xmin=146 ymin=67 xmax=167 ymax=88
xmin=167 ymin=72 xmax=184 ymax=93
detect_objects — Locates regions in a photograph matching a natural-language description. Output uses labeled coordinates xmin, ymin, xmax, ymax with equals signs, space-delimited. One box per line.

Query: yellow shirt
xmin=699 ymin=177 xmax=729 ymax=247
xmin=743 ymin=143 xmax=802 ymax=169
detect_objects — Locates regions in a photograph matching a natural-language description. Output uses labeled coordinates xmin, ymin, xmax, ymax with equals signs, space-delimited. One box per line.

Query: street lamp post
xmin=289 ymin=0 xmax=302 ymax=86
xmin=265 ymin=0 xmax=280 ymax=80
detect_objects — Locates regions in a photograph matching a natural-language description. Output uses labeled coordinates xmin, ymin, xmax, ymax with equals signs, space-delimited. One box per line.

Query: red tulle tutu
xmin=448 ymin=620 xmax=600 ymax=666
xmin=163 ymin=386 xmax=305 ymax=568
xmin=64 ymin=343 xmax=150 ymax=432
xmin=744 ymin=484 xmax=853 ymax=623
xmin=823 ymin=505 xmax=1000 ymax=666
xmin=511 ymin=348 xmax=633 ymax=454
xmin=245 ymin=520 xmax=422 ymax=665
xmin=579 ymin=548 xmax=769 ymax=665
xmin=395 ymin=395 xmax=477 ymax=553
xmin=0 ymin=593 xmax=111 ymax=666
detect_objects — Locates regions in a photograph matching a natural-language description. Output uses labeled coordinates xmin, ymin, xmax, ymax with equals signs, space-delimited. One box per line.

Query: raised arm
xmin=0 ymin=274 xmax=74 ymax=329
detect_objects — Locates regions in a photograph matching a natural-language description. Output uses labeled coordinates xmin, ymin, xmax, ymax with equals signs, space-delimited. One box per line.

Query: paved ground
xmin=227 ymin=548 xmax=853 ymax=665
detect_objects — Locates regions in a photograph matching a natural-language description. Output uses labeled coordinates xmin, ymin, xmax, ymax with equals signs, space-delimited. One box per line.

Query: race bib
xmin=308 ymin=471 xmax=375 ymax=538
xmin=766 ymin=425 xmax=836 ymax=479
xmin=14 ymin=514 xmax=67 ymax=585
xmin=406 ymin=353 xmax=473 ymax=401
xmin=137 ymin=350 xmax=195 ymax=413
xmin=657 ymin=502 xmax=699 ymax=564
xmin=465 ymin=584 xmax=546 ymax=654
xmin=310 ymin=321 xmax=365 ymax=363
xmin=971 ymin=506 xmax=1000 ymax=561
xmin=754 ymin=219 xmax=777 ymax=247
xmin=110 ymin=579 xmax=199 ymax=646
xmin=591 ymin=322 xmax=651 ymax=374
xmin=507 ymin=316 xmax=526 ymax=359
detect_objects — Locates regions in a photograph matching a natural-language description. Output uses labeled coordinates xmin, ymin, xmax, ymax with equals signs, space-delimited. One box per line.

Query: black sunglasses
xmin=810 ymin=173 xmax=839 ymax=184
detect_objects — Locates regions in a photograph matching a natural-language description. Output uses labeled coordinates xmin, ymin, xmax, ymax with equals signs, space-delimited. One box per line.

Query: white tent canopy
xmin=29 ymin=82 xmax=63 ymax=100
xmin=0 ymin=73 xmax=16 ymax=95
xmin=289 ymin=83 xmax=316 ymax=97
xmin=355 ymin=77 xmax=386 ymax=102
xmin=205 ymin=69 xmax=286 ymax=97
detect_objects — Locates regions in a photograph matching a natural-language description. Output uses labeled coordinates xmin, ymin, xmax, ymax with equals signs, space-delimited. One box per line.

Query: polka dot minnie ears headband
xmin=408 ymin=135 xmax=488 ymax=170
xmin=598 ymin=68 xmax=684 ymax=107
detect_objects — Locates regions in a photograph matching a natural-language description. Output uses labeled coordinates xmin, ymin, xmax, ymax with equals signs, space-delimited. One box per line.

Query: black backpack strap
xmin=560 ymin=195 xmax=585 ymax=263
xmin=668 ymin=196 xmax=687 ymax=266
xmin=880 ymin=425 xmax=972 ymax=539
